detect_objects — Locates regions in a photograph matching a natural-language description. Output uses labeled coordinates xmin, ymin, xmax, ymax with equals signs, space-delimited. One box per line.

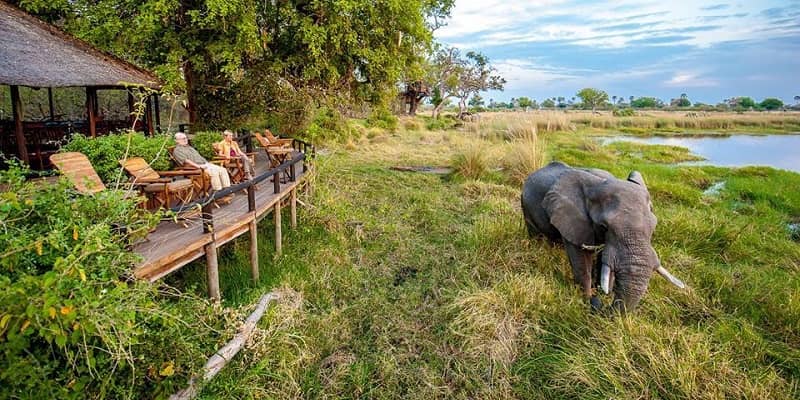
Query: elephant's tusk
xmin=656 ymin=266 xmax=686 ymax=289
xmin=600 ymin=264 xmax=611 ymax=294
xmin=581 ymin=244 xmax=605 ymax=253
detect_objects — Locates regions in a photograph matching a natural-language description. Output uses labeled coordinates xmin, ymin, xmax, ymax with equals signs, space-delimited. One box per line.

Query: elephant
xmin=521 ymin=161 xmax=685 ymax=312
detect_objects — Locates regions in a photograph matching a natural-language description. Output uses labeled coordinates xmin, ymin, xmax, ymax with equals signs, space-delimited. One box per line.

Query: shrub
xmin=366 ymin=107 xmax=399 ymax=131
xmin=452 ymin=143 xmax=489 ymax=180
xmin=402 ymin=118 xmax=422 ymax=131
xmin=0 ymin=164 xmax=239 ymax=398
xmin=61 ymin=132 xmax=174 ymax=183
xmin=306 ymin=106 xmax=349 ymax=143
xmin=613 ymin=108 xmax=636 ymax=117
xmin=190 ymin=131 xmax=224 ymax=160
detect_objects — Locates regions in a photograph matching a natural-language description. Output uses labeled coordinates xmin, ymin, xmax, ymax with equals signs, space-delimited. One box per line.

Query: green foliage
xmin=61 ymin=132 xmax=174 ymax=183
xmin=516 ymin=96 xmax=533 ymax=109
xmin=0 ymin=163 xmax=217 ymax=398
xmin=365 ymin=107 xmax=399 ymax=131
xmin=190 ymin=131 xmax=224 ymax=160
xmin=613 ymin=108 xmax=636 ymax=117
xmin=13 ymin=0 xmax=454 ymax=129
xmin=576 ymin=88 xmax=609 ymax=111
xmin=305 ymin=106 xmax=350 ymax=143
xmin=541 ymin=98 xmax=556 ymax=108
xmin=631 ymin=97 xmax=661 ymax=108
xmin=735 ymin=97 xmax=758 ymax=109
xmin=760 ymin=98 xmax=784 ymax=110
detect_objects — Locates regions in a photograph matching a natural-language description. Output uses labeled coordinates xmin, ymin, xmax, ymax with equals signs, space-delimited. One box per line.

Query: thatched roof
xmin=0 ymin=1 xmax=161 ymax=89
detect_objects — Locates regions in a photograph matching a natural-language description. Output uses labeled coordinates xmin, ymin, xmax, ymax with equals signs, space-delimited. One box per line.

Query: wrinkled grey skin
xmin=521 ymin=161 xmax=660 ymax=312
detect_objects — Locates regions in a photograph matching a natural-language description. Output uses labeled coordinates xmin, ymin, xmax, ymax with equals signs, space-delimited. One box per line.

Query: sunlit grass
xmin=169 ymin=113 xmax=799 ymax=398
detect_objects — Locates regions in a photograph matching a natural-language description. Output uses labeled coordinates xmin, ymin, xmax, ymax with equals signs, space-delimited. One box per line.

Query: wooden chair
xmin=211 ymin=141 xmax=257 ymax=184
xmin=120 ymin=157 xmax=196 ymax=209
xmin=253 ymin=132 xmax=294 ymax=183
xmin=253 ymin=131 xmax=291 ymax=150
xmin=167 ymin=146 xmax=212 ymax=197
xmin=50 ymin=152 xmax=108 ymax=194
xmin=264 ymin=129 xmax=294 ymax=147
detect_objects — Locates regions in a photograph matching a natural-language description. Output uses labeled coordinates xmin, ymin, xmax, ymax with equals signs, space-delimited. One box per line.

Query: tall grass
xmin=466 ymin=110 xmax=800 ymax=133
xmin=452 ymin=142 xmax=489 ymax=180
xmin=166 ymin=123 xmax=799 ymax=399
xmin=501 ymin=124 xmax=547 ymax=185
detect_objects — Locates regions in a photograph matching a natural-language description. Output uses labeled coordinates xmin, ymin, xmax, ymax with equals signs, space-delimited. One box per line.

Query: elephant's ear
xmin=543 ymin=174 xmax=595 ymax=246
xmin=627 ymin=171 xmax=647 ymax=188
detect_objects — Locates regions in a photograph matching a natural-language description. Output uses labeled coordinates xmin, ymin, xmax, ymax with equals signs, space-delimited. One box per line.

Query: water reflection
xmin=604 ymin=134 xmax=800 ymax=172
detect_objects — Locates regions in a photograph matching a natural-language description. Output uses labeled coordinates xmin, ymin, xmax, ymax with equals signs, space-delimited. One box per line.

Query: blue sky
xmin=435 ymin=0 xmax=800 ymax=104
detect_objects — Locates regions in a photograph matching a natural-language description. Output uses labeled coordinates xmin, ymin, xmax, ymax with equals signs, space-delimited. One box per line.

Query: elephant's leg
xmin=521 ymin=199 xmax=538 ymax=238
xmin=565 ymin=242 xmax=594 ymax=299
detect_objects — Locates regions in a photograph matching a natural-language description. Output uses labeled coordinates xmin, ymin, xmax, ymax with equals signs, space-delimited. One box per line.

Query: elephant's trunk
xmin=605 ymin=232 xmax=658 ymax=313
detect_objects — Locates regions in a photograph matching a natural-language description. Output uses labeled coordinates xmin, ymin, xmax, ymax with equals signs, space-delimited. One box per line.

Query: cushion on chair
xmin=143 ymin=179 xmax=193 ymax=192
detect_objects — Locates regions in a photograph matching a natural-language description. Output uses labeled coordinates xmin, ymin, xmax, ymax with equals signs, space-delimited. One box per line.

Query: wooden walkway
xmin=132 ymin=151 xmax=309 ymax=298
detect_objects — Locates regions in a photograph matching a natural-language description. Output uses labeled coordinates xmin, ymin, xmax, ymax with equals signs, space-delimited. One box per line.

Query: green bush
xmin=61 ymin=132 xmax=174 ymax=183
xmin=612 ymin=108 xmax=636 ymax=117
xmin=366 ymin=107 xmax=399 ymax=131
xmin=190 ymin=131 xmax=224 ymax=160
xmin=0 ymin=163 xmax=237 ymax=398
xmin=306 ymin=106 xmax=349 ymax=143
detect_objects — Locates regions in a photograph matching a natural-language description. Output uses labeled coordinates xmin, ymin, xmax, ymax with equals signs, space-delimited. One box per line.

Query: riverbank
xmin=166 ymin=116 xmax=799 ymax=398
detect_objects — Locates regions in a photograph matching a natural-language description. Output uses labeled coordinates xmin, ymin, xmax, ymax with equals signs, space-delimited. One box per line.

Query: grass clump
xmin=452 ymin=142 xmax=489 ymax=180
xmin=501 ymin=130 xmax=547 ymax=185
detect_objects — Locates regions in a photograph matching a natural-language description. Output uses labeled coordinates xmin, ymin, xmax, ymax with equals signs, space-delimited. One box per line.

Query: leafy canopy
xmin=576 ymin=88 xmax=609 ymax=111
xmin=12 ymin=0 xmax=454 ymax=129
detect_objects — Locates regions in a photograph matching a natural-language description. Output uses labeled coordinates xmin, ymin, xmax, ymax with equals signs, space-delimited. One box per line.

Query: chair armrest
xmin=160 ymin=169 xmax=202 ymax=177
xmin=132 ymin=176 xmax=172 ymax=183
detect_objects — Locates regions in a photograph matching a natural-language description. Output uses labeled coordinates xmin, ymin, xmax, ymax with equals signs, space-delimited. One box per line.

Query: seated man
xmin=216 ymin=130 xmax=255 ymax=180
xmin=173 ymin=132 xmax=231 ymax=193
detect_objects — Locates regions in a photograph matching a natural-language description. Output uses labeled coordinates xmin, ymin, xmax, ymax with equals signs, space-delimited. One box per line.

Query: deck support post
xmin=10 ymin=85 xmax=28 ymax=164
xmin=274 ymin=200 xmax=282 ymax=256
xmin=204 ymin=243 xmax=220 ymax=300
xmin=273 ymin=171 xmax=280 ymax=193
xmin=86 ymin=87 xmax=97 ymax=138
xmin=290 ymin=188 xmax=297 ymax=228
xmin=47 ymin=88 xmax=55 ymax=120
xmin=249 ymin=220 xmax=259 ymax=282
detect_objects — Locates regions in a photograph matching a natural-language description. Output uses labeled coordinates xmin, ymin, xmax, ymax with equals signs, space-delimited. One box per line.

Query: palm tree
xmin=794 ymin=95 xmax=800 ymax=105
xmin=612 ymin=95 xmax=617 ymax=104
xmin=629 ymin=95 xmax=634 ymax=103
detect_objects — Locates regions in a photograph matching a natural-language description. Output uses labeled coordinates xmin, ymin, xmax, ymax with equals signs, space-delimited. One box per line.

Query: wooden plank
xmin=132 ymin=163 xmax=307 ymax=281
xmin=140 ymin=247 xmax=206 ymax=281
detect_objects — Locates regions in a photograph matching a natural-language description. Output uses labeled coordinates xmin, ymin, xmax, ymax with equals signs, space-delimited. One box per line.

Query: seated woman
xmin=216 ymin=130 xmax=255 ymax=180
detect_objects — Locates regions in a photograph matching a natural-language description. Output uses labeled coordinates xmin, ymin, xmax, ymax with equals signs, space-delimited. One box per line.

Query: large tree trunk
xmin=184 ymin=60 xmax=198 ymax=128
xmin=408 ymin=96 xmax=420 ymax=115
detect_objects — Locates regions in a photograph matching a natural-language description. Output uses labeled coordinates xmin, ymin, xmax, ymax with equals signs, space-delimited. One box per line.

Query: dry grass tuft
xmin=450 ymin=275 xmax=555 ymax=367
xmin=502 ymin=129 xmax=547 ymax=186
xmin=452 ymin=142 xmax=489 ymax=180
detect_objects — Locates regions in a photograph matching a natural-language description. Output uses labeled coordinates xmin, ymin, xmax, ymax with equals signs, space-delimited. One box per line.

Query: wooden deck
xmin=132 ymin=151 xmax=308 ymax=287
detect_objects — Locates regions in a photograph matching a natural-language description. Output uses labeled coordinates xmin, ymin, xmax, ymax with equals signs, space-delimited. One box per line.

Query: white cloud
xmin=664 ymin=73 xmax=719 ymax=87
xmin=436 ymin=0 xmax=798 ymax=49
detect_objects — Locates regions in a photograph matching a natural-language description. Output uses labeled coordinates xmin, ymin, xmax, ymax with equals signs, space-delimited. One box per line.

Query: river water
xmin=604 ymin=134 xmax=800 ymax=172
